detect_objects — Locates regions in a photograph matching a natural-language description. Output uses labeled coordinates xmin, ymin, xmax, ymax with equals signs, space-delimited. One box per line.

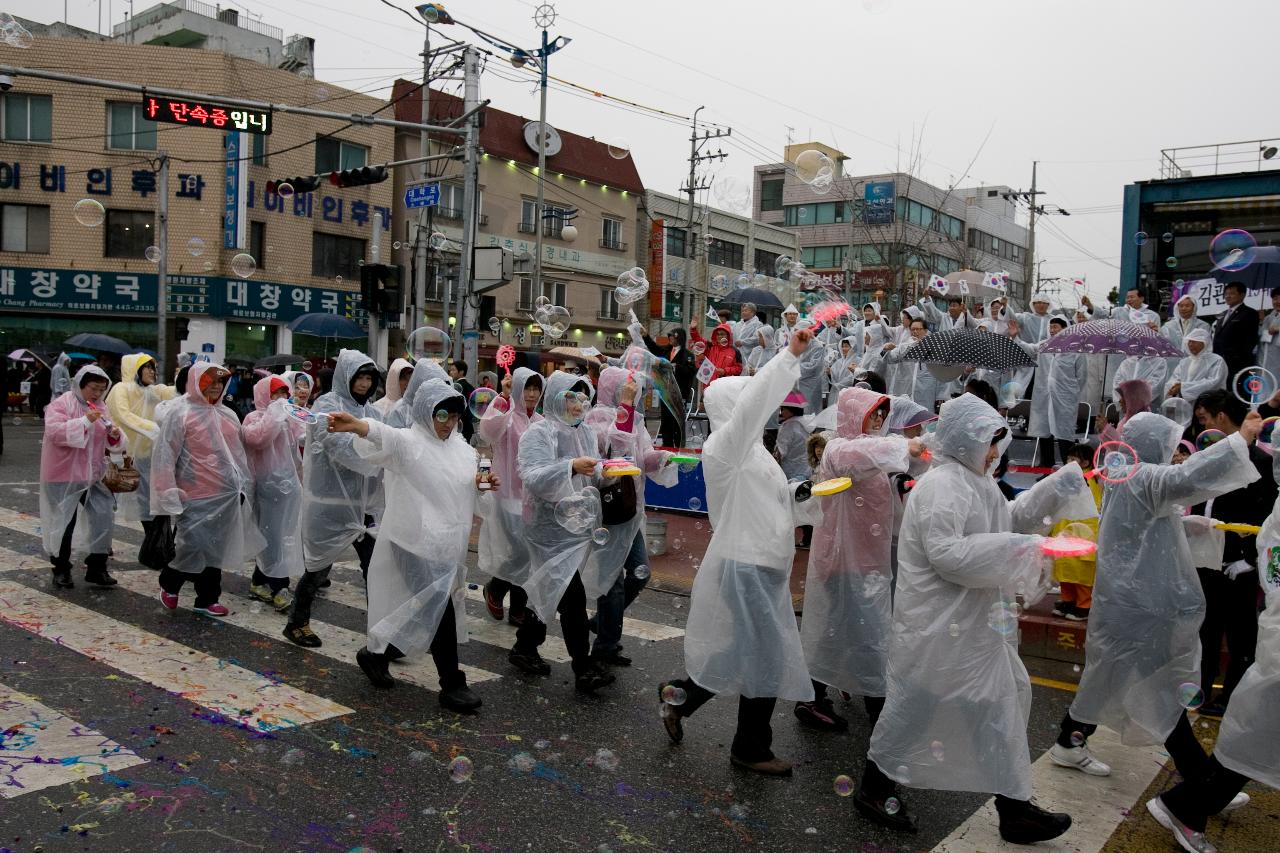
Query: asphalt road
xmin=0 ymin=415 xmax=1270 ymax=853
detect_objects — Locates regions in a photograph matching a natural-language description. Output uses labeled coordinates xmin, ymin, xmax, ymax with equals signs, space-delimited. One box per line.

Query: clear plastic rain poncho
xmin=869 ymin=393 xmax=1090 ymax=800
xmin=885 ymin=396 xmax=934 ymax=540
xmin=106 ymin=353 xmax=176 ymax=521
xmin=883 ymin=339 xmax=944 ymax=410
xmin=477 ymin=367 xmax=543 ymax=588
xmin=859 ymin=325 xmax=888 ymax=378
xmin=516 ymin=371 xmax=602 ymax=621
xmin=51 ymin=352 xmax=71 ymax=395
xmin=1161 ymin=299 xmax=1212 ymax=375
xmin=1216 ymin=507 xmax=1280 ymax=789
xmin=1164 ymin=328 xmax=1227 ymax=402
xmin=372 ymin=357 xmax=413 ymax=418
xmin=683 ymin=348 xmax=815 ymax=701
xmin=1112 ymin=355 xmax=1169 ymax=408
xmin=801 ymin=388 xmax=911 ymax=697
xmin=386 ymin=358 xmax=449 ymax=429
xmin=1069 ymin=413 xmax=1259 ymax=745
xmin=300 ymin=349 xmax=383 ymax=571
xmin=581 ymin=366 xmax=676 ymax=598
xmin=795 ymin=336 xmax=828 ymax=414
xmin=353 ymin=379 xmax=478 ymax=655
xmin=39 ymin=365 xmax=123 ymax=559
xmin=828 ymin=335 xmax=861 ymax=392
xmin=732 ymin=313 xmax=763 ymax=368
xmin=745 ymin=325 xmax=778 ymax=376
xmin=150 ymin=362 xmax=264 ymax=573
xmin=241 ymin=376 xmax=306 ymax=579
xmin=1020 ymin=334 xmax=1087 ymax=440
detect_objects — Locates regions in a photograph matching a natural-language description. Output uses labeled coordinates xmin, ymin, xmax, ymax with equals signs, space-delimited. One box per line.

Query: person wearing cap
xmin=774 ymin=390 xmax=811 ymax=483
xmin=1165 ymin=327 xmax=1227 ymax=403
xmin=151 ymin=362 xmax=263 ymax=616
xmin=106 ymin=352 xmax=177 ymax=569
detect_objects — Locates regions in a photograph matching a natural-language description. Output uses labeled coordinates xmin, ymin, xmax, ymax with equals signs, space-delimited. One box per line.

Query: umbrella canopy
xmin=253 ymin=353 xmax=303 ymax=369
xmin=286 ymin=313 xmax=365 ymax=338
xmin=1211 ymin=245 xmax=1280 ymax=291
xmin=224 ymin=357 xmax=255 ymax=369
xmin=66 ymin=352 xmax=97 ymax=361
xmin=64 ymin=332 xmax=133 ymax=355
xmin=547 ymin=346 xmax=597 ymax=365
xmin=6 ymin=348 xmax=37 ymax=363
xmin=718 ymin=287 xmax=785 ymax=310
xmin=900 ymin=328 xmax=1036 ymax=370
xmin=1041 ymin=318 xmax=1182 ymax=357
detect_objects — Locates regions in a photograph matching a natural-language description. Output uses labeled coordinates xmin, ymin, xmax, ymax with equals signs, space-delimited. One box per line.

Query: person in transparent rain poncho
xmin=241 ymin=376 xmax=305 ymax=613
xmin=386 ymin=358 xmax=449 ymax=429
xmin=827 ymin=335 xmax=862 ymax=394
xmin=1164 ymin=327 xmax=1227 ymax=404
xmin=373 ymin=357 xmax=413 ymax=418
xmin=105 ymin=352 xmax=176 ymax=570
xmin=1055 ymin=410 xmax=1262 ymax=812
xmin=51 ymin=351 xmax=72 ymax=396
xmin=582 ymin=366 xmax=676 ymax=667
xmin=479 ymin=367 xmax=544 ymax=627
xmin=797 ymin=388 xmax=925 ymax=734
xmin=40 ymin=364 xmax=125 ymax=589
xmin=745 ymin=325 xmax=779 ymax=376
xmin=512 ymin=371 xmax=617 ymax=694
xmin=882 ymin=317 xmax=945 ymax=411
xmin=151 ymin=362 xmax=264 ymax=617
xmin=1144 ymin=505 xmax=1280 ymax=853
xmin=285 ymin=349 xmax=383 ymax=648
xmin=325 ymin=380 xmax=490 ymax=712
xmin=859 ymin=393 xmax=1093 ymax=844
xmin=795 ymin=332 xmax=828 ymax=415
xmin=657 ymin=328 xmax=821 ymax=778
xmin=1017 ymin=316 xmax=1088 ymax=468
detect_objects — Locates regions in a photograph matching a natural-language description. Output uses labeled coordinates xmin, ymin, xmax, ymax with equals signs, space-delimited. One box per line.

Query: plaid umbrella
xmin=1040 ymin=319 xmax=1182 ymax=357
xmin=900 ymin=328 xmax=1036 ymax=370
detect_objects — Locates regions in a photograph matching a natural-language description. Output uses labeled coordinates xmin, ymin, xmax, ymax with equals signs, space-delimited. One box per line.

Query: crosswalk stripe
xmin=0 ymin=579 xmax=352 ymax=731
xmin=0 ymin=511 xmax=139 ymax=565
xmin=0 ymin=680 xmax=146 ymax=798
xmin=460 ymin=584 xmax=686 ymax=642
xmin=108 ymin=570 xmax=503 ymax=689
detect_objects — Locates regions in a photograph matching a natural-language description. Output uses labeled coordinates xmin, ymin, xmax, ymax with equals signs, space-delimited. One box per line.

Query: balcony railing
xmin=596 ymin=310 xmax=620 ymax=321
xmin=598 ymin=238 xmax=628 ymax=252
xmin=518 ymin=222 xmax=537 ymax=234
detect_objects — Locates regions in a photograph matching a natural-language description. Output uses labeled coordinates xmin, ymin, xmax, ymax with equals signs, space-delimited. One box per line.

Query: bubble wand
xmin=496 ymin=345 xmax=516 ymax=377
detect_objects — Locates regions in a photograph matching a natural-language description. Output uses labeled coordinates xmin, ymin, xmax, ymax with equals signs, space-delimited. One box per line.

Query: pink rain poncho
xmin=581 ymin=366 xmax=676 ymax=598
xmin=150 ymin=362 xmax=264 ymax=573
xmin=105 ymin=352 xmax=176 ymax=521
xmin=242 ymin=376 xmax=306 ymax=579
xmin=477 ymin=367 xmax=542 ymax=588
xmin=801 ymin=388 xmax=911 ymax=698
xmin=39 ymin=364 xmax=123 ymax=559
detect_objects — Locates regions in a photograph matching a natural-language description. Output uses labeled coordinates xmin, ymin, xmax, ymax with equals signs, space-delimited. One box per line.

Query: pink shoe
xmin=194 ymin=602 xmax=230 ymax=617
xmin=159 ymin=590 xmax=179 ymax=610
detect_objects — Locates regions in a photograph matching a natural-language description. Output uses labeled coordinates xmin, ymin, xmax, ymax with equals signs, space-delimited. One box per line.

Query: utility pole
xmin=413 ymin=22 xmax=431 ymax=333
xmin=453 ymin=46 xmax=481 ymax=369
xmin=679 ymin=107 xmax=728 ymax=325
xmin=156 ymin=154 xmax=169 ymax=375
xmin=1025 ymin=160 xmax=1037 ymax=304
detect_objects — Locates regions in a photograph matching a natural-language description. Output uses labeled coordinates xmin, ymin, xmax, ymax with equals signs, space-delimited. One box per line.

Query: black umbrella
xmin=287 ymin=313 xmax=365 ymax=338
xmin=900 ymin=328 xmax=1037 ymax=370
xmin=1211 ymin=245 xmax=1280 ymax=292
xmin=254 ymin=353 xmax=303 ymax=369
xmin=64 ymin=332 xmax=133 ymax=355
xmin=718 ymin=287 xmax=785 ymax=310
xmin=224 ymin=357 xmax=255 ymax=369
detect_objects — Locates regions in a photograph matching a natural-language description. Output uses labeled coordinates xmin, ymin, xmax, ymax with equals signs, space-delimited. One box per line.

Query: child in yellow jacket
xmin=1051 ymin=443 xmax=1102 ymax=620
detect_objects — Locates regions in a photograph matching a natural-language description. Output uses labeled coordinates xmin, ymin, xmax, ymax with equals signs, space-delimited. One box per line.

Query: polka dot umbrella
xmin=899 ymin=328 xmax=1037 ymax=370
xmin=1040 ymin=319 xmax=1182 ymax=357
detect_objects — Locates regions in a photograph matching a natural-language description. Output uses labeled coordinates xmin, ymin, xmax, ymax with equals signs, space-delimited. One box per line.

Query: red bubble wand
xmin=496 ymin=345 xmax=516 ymax=377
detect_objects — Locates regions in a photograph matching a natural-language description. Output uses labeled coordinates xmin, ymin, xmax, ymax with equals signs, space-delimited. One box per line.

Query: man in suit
xmin=1212 ymin=281 xmax=1260 ymax=383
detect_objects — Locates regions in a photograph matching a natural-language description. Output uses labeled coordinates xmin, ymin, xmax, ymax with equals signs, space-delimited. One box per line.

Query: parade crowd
xmin=32 ymin=281 xmax=1280 ymax=852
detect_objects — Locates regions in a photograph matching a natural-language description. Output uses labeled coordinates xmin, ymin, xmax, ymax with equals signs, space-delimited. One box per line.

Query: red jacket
xmin=691 ymin=322 xmax=741 ymax=382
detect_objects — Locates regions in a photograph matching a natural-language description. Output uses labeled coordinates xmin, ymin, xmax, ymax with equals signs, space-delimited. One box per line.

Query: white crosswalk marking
xmin=461 ymin=584 xmax=687 ymax=642
xmin=0 ymin=579 xmax=352 ymax=731
xmin=0 ymin=681 xmax=146 ymax=798
xmin=0 ymin=507 xmax=140 ymax=565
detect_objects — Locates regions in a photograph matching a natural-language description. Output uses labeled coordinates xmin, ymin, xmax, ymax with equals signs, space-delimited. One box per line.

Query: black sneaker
xmin=1064 ymin=606 xmax=1090 ymax=622
xmin=282 ymin=624 xmax=323 ymax=648
xmin=507 ymin=609 xmax=526 ymax=627
xmin=997 ymin=800 xmax=1071 ymax=844
xmin=853 ymin=787 xmax=918 ymax=833
xmin=439 ymin=678 xmax=482 ymax=714
xmin=574 ymin=662 xmax=616 ymax=694
xmin=356 ymin=647 xmax=396 ymax=689
xmin=794 ymin=700 xmax=848 ymax=732
xmin=508 ymin=648 xmax=552 ymax=676
xmin=51 ymin=568 xmax=75 ymax=589
xmin=1051 ymin=600 xmax=1070 ymax=617
xmin=85 ymin=567 xmax=118 ymax=588
xmin=592 ymin=649 xmax=632 ymax=667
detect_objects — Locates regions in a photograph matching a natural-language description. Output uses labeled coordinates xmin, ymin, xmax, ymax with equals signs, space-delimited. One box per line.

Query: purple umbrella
xmin=1041 ymin=319 xmax=1182 ymax=357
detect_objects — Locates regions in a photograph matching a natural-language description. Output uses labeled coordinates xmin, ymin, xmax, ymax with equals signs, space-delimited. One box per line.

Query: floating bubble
xmin=468 ymin=387 xmax=497 ymax=419
xmin=1196 ymin=428 xmax=1226 ymax=451
xmin=884 ymin=797 xmax=901 ymax=815
xmin=335 ymin=276 xmax=343 ymax=287
xmin=1161 ymin=231 xmax=1174 ymax=243
xmin=487 ymin=316 xmax=502 ymax=335
xmin=1233 ymin=365 xmax=1277 ymax=408
xmin=592 ymin=748 xmax=620 ymax=771
xmin=0 ymin=13 xmax=33 ymax=48
xmin=870 ymin=523 xmax=882 ymax=537
xmin=509 ymin=751 xmax=537 ymax=773
xmin=615 ymin=267 xmax=650 ymax=306
xmin=1159 ymin=396 xmax=1194 ymax=429
xmin=406 ymin=326 xmax=451 ymax=361
xmin=1165 ymin=256 xmax=1179 ymax=269
xmin=1177 ymin=682 xmax=1204 ymax=710
xmin=429 ymin=231 xmax=449 ymax=250
xmin=930 ymin=740 xmax=946 ymax=762
xmin=534 ymin=295 xmax=552 ymax=310
xmin=709 ymin=274 xmax=728 ymax=294
xmin=203 ymin=260 xmax=215 ymax=271
xmin=1210 ymin=229 xmax=1257 ymax=272
xmin=541 ymin=305 xmax=571 ymax=338
xmin=302 ymin=360 xmax=313 ymax=371
xmin=712 ymin=176 xmax=750 ymax=211
xmin=448 ymin=755 xmax=473 ymax=782
xmin=1069 ymin=731 xmax=1085 ymax=748
xmin=854 ymin=496 xmax=865 ymax=507
xmin=554 ymin=488 xmax=599 ymax=534
xmin=987 ymin=601 xmax=1019 ymax=637
xmin=1134 ymin=231 xmax=1148 ymax=246
xmin=230 ymin=253 xmax=257 ymax=279
xmin=186 ymin=236 xmax=205 ymax=257
xmin=775 ymin=255 xmax=795 ymax=279
xmin=691 ymin=341 xmax=706 ymax=357
xmin=591 ymin=527 xmax=610 ymax=546
xmin=661 ymin=684 xmax=687 ymax=706
xmin=1092 ymin=441 xmax=1140 ymax=484
xmin=999 ymin=381 xmax=1025 ymax=407
xmin=734 ymin=273 xmax=751 ymax=290
xmin=144 ymin=245 xmax=161 ymax=263
xmin=606 ymin=138 xmax=629 ymax=160
xmin=688 ymin=497 xmax=702 ymax=511
xmin=633 ymin=563 xmax=650 ymax=581
xmin=833 ymin=774 xmax=854 ymax=797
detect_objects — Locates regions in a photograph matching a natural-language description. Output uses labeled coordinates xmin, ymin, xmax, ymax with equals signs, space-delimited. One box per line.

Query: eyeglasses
xmin=434 ymin=410 xmax=459 ymax=423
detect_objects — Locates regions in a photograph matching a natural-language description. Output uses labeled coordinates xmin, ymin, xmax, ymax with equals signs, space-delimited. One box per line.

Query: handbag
xmin=102 ymin=453 xmax=141 ymax=494
xmin=598 ymin=444 xmax=637 ymax=526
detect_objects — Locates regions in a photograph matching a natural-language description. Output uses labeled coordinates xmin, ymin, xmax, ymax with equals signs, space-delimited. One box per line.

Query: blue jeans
xmin=591 ymin=529 xmax=648 ymax=656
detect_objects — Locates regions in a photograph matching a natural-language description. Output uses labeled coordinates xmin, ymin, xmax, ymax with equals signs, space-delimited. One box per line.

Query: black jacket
xmin=1194 ymin=441 xmax=1277 ymax=565
xmin=1212 ymin=303 xmax=1261 ymax=380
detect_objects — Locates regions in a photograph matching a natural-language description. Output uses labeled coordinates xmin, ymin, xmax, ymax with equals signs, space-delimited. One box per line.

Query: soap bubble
xmin=615 ymin=267 xmax=650 ymax=306
xmin=688 ymin=497 xmax=702 ymax=511
xmin=429 ymin=231 xmax=449 ymax=250
xmin=144 ymin=245 xmax=161 ymax=263
xmin=230 ymin=253 xmax=257 ymax=278
xmin=591 ymin=527 xmax=610 ymax=546
xmin=534 ymin=295 xmax=552 ymax=309
xmin=884 ymin=797 xmax=901 ymax=815
xmin=1134 ymin=231 xmax=1148 ymax=246
xmin=508 ymin=751 xmax=537 ymax=773
xmin=1177 ymin=682 xmax=1204 ymax=710
xmin=1195 ymin=429 xmax=1226 ymax=451
xmin=833 ymin=774 xmax=854 ymax=797
xmin=0 ymin=13 xmax=34 ymax=48
xmin=392 ymin=240 xmax=402 ymax=250
xmin=930 ymin=740 xmax=946 ymax=762
xmin=633 ymin=563 xmax=650 ymax=581
xmin=1161 ymin=231 xmax=1174 ymax=243
xmin=854 ymin=496 xmax=865 ymax=507
xmin=775 ymin=255 xmax=795 ymax=278
xmin=406 ymin=326 xmax=451 ymax=361
xmin=1233 ymin=365 xmax=1276 ymax=408
xmin=541 ymin=305 xmax=571 ymax=338
xmin=709 ymin=274 xmax=728 ymax=294
xmin=1160 ymin=396 xmax=1193 ymax=428
xmin=999 ymin=381 xmax=1025 ymax=407
xmin=448 ymin=755 xmax=473 ymax=782
xmin=1165 ymin=256 xmax=1179 ymax=269
xmin=302 ymin=360 xmax=313 ymax=371
xmin=712 ymin=176 xmax=750 ymax=211
xmin=691 ymin=341 xmax=706 ymax=357
xmin=1092 ymin=441 xmax=1139 ymax=484
xmin=606 ymin=138 xmax=629 ymax=160
xmin=468 ymin=387 xmax=497 ymax=418
xmin=794 ymin=149 xmax=834 ymax=186
xmin=488 ymin=316 xmax=502 ymax=334
xmin=202 ymin=261 xmax=215 ymax=272
xmin=186 ymin=237 xmax=205 ymax=257
xmin=72 ymin=198 xmax=105 ymax=227
xmin=1210 ymin=229 xmax=1257 ymax=272
xmin=987 ymin=601 xmax=1019 ymax=637
xmin=660 ymin=684 xmax=686 ymax=706
xmin=554 ymin=488 xmax=599 ymax=534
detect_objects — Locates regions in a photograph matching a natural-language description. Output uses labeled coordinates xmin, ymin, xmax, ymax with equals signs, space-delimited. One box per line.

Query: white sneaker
xmin=248 ymin=583 xmax=274 ymax=604
xmin=1049 ymin=742 xmax=1112 ymax=776
xmin=1146 ymin=797 xmax=1218 ymax=853
xmin=1220 ymin=791 xmax=1249 ymax=813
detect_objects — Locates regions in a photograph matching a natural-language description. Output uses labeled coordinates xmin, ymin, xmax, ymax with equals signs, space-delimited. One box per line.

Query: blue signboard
xmin=224 ymin=131 xmax=240 ymax=249
xmin=404 ymin=182 xmax=440 ymax=209
xmin=864 ymin=180 xmax=896 ymax=225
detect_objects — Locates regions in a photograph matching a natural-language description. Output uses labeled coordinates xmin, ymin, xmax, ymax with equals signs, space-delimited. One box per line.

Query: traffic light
xmin=265 ymin=175 xmax=322 ymax=196
xmin=329 ymin=166 xmax=389 ymax=189
xmin=360 ymin=263 xmax=403 ymax=316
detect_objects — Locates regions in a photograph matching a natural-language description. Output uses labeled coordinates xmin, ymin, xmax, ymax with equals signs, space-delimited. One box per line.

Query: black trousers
xmin=1059 ymin=709 xmax=1209 ymax=779
xmin=251 ymin=566 xmax=290 ymax=594
xmin=514 ymin=572 xmax=590 ymax=672
xmin=486 ymin=577 xmax=529 ymax=616
xmin=50 ymin=492 xmax=107 ymax=573
xmin=160 ymin=566 xmax=222 ymax=609
xmin=368 ymin=600 xmax=463 ymax=688
xmin=1197 ymin=566 xmax=1259 ymax=702
xmin=1036 ymin=437 xmax=1075 ymax=467
xmin=668 ymin=678 xmax=778 ymax=762
xmin=288 ymin=527 xmax=376 ymax=629
xmin=1160 ymin=756 xmax=1250 ymax=833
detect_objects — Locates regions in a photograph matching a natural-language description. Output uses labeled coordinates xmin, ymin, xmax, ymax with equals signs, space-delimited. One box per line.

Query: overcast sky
xmin=23 ymin=0 xmax=1280 ymax=303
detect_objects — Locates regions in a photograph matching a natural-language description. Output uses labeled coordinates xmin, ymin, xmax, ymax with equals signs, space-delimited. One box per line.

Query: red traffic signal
xmin=329 ymin=166 xmax=389 ymax=189
xmin=265 ymin=175 xmax=322 ymax=197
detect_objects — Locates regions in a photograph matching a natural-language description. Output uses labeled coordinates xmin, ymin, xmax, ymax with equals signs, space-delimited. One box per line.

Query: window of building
xmin=706 ymin=238 xmax=744 ymax=269
xmin=249 ymin=221 xmax=266 ymax=265
xmin=784 ymin=202 xmax=847 ymax=226
xmin=105 ymin=209 xmax=154 ymax=258
xmin=601 ymin=217 xmax=623 ymax=250
xmin=855 ymin=245 xmax=884 ymax=266
xmin=800 ymin=245 xmax=846 ymax=269
xmin=427 ymin=267 xmax=456 ymax=303
xmin=754 ymin=248 xmax=780 ymax=274
xmin=437 ymin=184 xmax=465 ymax=219
xmin=251 ymin=133 xmax=267 ymax=166
xmin=107 ymin=102 xmax=156 ymax=151
xmin=760 ymin=178 xmax=784 ymax=212
xmin=312 ymin=232 xmax=366 ymax=280
xmin=0 ymin=203 xmax=49 ymax=253
xmin=315 ymin=137 xmax=368 ymax=173
xmin=518 ymin=277 xmax=566 ymax=309
xmin=599 ymin=287 xmax=620 ymax=319
xmin=666 ymin=226 xmax=687 ymax=259
xmin=2 ymin=94 xmax=52 ymax=143
xmin=938 ymin=212 xmax=964 ymax=240
xmin=663 ymin=288 xmax=684 ymax=322
xmin=542 ymin=204 xmax=567 ymax=239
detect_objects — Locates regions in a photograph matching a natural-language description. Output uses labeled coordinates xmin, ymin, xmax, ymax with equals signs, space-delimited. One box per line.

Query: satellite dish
xmin=523 ymin=121 xmax=562 ymax=157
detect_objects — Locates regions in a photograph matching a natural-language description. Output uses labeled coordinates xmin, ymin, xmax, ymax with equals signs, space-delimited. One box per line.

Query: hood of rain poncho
xmin=756 ymin=325 xmax=777 ymax=350
xmin=543 ymin=370 xmax=592 ymax=426
xmin=1121 ymin=411 xmax=1182 ymax=464
xmin=704 ymin=375 xmax=750 ymax=432
xmin=594 ymin=365 xmax=643 ymax=409
xmin=1031 ymin=292 xmax=1052 ymax=305
xmin=252 ymin=375 xmax=289 ymax=411
xmin=72 ymin=364 xmax=112 ymax=403
xmin=711 ymin=322 xmax=734 ymax=347
xmin=837 ymin=387 xmax=890 ymax=439
xmin=187 ymin=361 xmax=230 ymax=404
xmin=509 ymin=367 xmax=542 ymax=419
xmin=346 ymin=361 xmax=380 ymax=404
xmin=411 ymin=378 xmax=465 ymax=432
xmin=1117 ymin=378 xmax=1152 ymax=419
xmin=282 ymin=370 xmax=313 ymax=397
xmin=388 ymin=358 xmax=450 ymax=428
xmin=382 ymin=357 xmax=413 ymax=406
xmin=1183 ymin=326 xmax=1211 ymax=354
xmin=784 ymin=303 xmax=799 ymax=315
xmin=328 ymin=349 xmax=376 ymax=407
xmin=121 ymin=352 xmax=155 ymax=386
xmin=902 ymin=305 xmax=923 ymax=322
xmin=864 ymin=324 xmax=886 ymax=349
xmin=929 ymin=393 xmax=1010 ymax=475
xmin=885 ymin=395 xmax=934 ymax=432
xmin=57 ymin=352 xmax=71 ymax=369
